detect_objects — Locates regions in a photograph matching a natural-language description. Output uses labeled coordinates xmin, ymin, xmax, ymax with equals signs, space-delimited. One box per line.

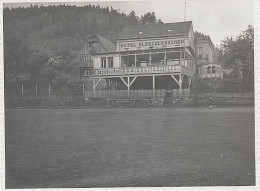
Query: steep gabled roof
xmin=97 ymin=35 xmax=116 ymax=53
xmin=196 ymin=36 xmax=214 ymax=50
xmin=118 ymin=21 xmax=192 ymax=40
xmin=78 ymin=34 xmax=116 ymax=55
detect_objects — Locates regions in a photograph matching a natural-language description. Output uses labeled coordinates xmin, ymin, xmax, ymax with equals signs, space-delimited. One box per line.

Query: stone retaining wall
xmin=5 ymin=96 xmax=254 ymax=109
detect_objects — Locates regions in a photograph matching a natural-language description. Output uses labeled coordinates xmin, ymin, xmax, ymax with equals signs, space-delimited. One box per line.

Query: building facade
xmin=69 ymin=34 xmax=116 ymax=89
xmin=73 ymin=21 xmax=224 ymax=98
xmin=86 ymin=21 xmax=195 ymax=96
xmin=196 ymin=36 xmax=223 ymax=79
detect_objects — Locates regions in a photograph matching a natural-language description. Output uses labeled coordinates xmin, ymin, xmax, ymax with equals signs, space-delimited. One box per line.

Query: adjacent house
xmin=70 ymin=34 xmax=116 ymax=90
xmin=196 ymin=36 xmax=223 ymax=79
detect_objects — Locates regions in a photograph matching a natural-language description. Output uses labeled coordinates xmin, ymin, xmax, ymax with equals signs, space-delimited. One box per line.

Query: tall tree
xmin=40 ymin=48 xmax=75 ymax=87
xmin=27 ymin=51 xmax=49 ymax=83
xmin=140 ymin=12 xmax=157 ymax=24
xmin=220 ymin=25 xmax=254 ymax=91
xmin=4 ymin=37 xmax=30 ymax=85
xmin=126 ymin=11 xmax=139 ymax=26
xmin=194 ymin=31 xmax=210 ymax=39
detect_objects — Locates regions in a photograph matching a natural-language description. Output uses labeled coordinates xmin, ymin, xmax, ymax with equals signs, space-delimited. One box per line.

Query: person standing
xmin=209 ymin=96 xmax=213 ymax=109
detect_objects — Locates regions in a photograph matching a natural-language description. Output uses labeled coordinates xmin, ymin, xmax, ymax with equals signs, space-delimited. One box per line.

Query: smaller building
xmin=198 ymin=62 xmax=223 ymax=79
xmin=69 ymin=34 xmax=116 ymax=90
xmin=75 ymin=34 xmax=116 ymax=78
xmin=196 ymin=36 xmax=223 ymax=79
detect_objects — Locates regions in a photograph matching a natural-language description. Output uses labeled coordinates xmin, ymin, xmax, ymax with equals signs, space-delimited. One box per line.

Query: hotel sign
xmin=118 ymin=38 xmax=189 ymax=51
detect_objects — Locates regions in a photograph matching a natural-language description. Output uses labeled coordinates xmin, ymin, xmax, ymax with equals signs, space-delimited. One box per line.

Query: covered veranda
xmin=91 ymin=47 xmax=194 ymax=98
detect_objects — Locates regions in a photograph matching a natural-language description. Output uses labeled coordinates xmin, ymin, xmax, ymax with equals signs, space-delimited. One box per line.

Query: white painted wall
xmin=199 ymin=63 xmax=223 ymax=79
xmin=93 ymin=57 xmax=101 ymax=69
xmin=93 ymin=53 xmax=120 ymax=69
xmin=196 ymin=41 xmax=213 ymax=62
xmin=113 ymin=55 xmax=120 ymax=68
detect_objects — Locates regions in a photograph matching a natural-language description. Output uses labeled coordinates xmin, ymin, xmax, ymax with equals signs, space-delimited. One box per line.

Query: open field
xmin=5 ymin=108 xmax=255 ymax=188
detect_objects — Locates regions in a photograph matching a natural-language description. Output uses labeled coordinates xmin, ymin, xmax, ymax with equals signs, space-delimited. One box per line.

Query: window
xmin=108 ymin=57 xmax=113 ymax=68
xmin=92 ymin=47 xmax=98 ymax=52
xmin=84 ymin=69 xmax=90 ymax=76
xmin=88 ymin=42 xmax=98 ymax=53
xmin=212 ymin=66 xmax=216 ymax=73
xmin=80 ymin=55 xmax=84 ymax=61
xmin=84 ymin=56 xmax=88 ymax=62
xmin=101 ymin=57 xmax=107 ymax=68
xmin=88 ymin=41 xmax=98 ymax=48
xmin=207 ymin=66 xmax=211 ymax=74
xmin=198 ymin=47 xmax=203 ymax=56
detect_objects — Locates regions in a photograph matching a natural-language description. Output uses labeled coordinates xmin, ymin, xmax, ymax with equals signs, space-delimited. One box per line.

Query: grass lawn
xmin=5 ymin=108 xmax=255 ymax=188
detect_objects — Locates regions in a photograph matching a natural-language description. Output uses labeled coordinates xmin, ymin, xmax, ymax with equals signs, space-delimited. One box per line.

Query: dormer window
xmin=88 ymin=41 xmax=98 ymax=53
xmin=88 ymin=41 xmax=98 ymax=48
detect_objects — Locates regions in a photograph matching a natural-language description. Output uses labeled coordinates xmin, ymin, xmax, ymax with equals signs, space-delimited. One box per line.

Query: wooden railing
xmin=85 ymin=89 xmax=190 ymax=99
xmin=94 ymin=65 xmax=182 ymax=76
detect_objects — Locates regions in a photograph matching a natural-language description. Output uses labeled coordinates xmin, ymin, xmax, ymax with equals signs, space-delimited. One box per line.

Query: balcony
xmin=94 ymin=64 xmax=193 ymax=77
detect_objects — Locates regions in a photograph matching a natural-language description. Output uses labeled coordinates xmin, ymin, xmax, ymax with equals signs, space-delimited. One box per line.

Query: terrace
xmin=94 ymin=62 xmax=193 ymax=77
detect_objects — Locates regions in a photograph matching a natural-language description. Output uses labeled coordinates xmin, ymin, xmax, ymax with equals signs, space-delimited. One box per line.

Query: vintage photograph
xmin=3 ymin=0 xmax=256 ymax=189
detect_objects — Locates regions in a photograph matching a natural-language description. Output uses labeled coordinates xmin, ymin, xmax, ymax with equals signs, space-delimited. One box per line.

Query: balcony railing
xmin=94 ymin=65 xmax=185 ymax=76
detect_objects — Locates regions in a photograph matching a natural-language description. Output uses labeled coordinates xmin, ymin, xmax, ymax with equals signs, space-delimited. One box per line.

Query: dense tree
xmin=4 ymin=37 xmax=30 ymax=85
xmin=40 ymin=56 xmax=68 ymax=87
xmin=212 ymin=46 xmax=224 ymax=65
xmin=194 ymin=31 xmax=210 ymax=39
xmin=140 ymin=12 xmax=157 ymax=24
xmin=220 ymin=25 xmax=254 ymax=91
xmin=157 ymin=19 xmax=163 ymax=23
xmin=126 ymin=11 xmax=139 ymax=26
xmin=27 ymin=52 xmax=49 ymax=83
xmin=4 ymin=5 xmax=163 ymax=87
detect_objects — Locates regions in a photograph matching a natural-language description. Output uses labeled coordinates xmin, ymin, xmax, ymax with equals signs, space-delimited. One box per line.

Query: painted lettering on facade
xmin=118 ymin=38 xmax=188 ymax=51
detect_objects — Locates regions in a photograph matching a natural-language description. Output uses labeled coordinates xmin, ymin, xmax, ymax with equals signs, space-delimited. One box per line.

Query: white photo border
xmin=0 ymin=0 xmax=259 ymax=190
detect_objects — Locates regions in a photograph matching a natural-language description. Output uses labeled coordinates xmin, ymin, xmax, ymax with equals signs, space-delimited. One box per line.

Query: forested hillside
xmin=4 ymin=5 xmax=254 ymax=93
xmin=4 ymin=4 xmax=160 ymax=84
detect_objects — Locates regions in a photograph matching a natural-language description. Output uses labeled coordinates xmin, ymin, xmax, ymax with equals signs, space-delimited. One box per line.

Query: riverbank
xmin=5 ymin=108 xmax=255 ymax=188
xmin=5 ymin=96 xmax=254 ymax=109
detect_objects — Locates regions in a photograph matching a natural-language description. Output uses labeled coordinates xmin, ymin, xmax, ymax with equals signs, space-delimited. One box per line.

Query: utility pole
xmin=238 ymin=61 xmax=243 ymax=95
xmin=184 ymin=2 xmax=186 ymax=21
xmin=194 ymin=37 xmax=198 ymax=106
xmin=48 ymin=84 xmax=51 ymax=98
xmin=237 ymin=59 xmax=243 ymax=95
xmin=117 ymin=9 xmax=120 ymax=35
xmin=182 ymin=2 xmax=187 ymax=96
xmin=195 ymin=59 xmax=198 ymax=106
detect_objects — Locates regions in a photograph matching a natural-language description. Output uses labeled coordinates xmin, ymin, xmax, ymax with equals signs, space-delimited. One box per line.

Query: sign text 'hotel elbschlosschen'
xmin=118 ymin=38 xmax=188 ymax=51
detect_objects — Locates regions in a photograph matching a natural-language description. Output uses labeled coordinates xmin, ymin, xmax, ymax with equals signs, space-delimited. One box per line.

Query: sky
xmin=3 ymin=0 xmax=255 ymax=46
